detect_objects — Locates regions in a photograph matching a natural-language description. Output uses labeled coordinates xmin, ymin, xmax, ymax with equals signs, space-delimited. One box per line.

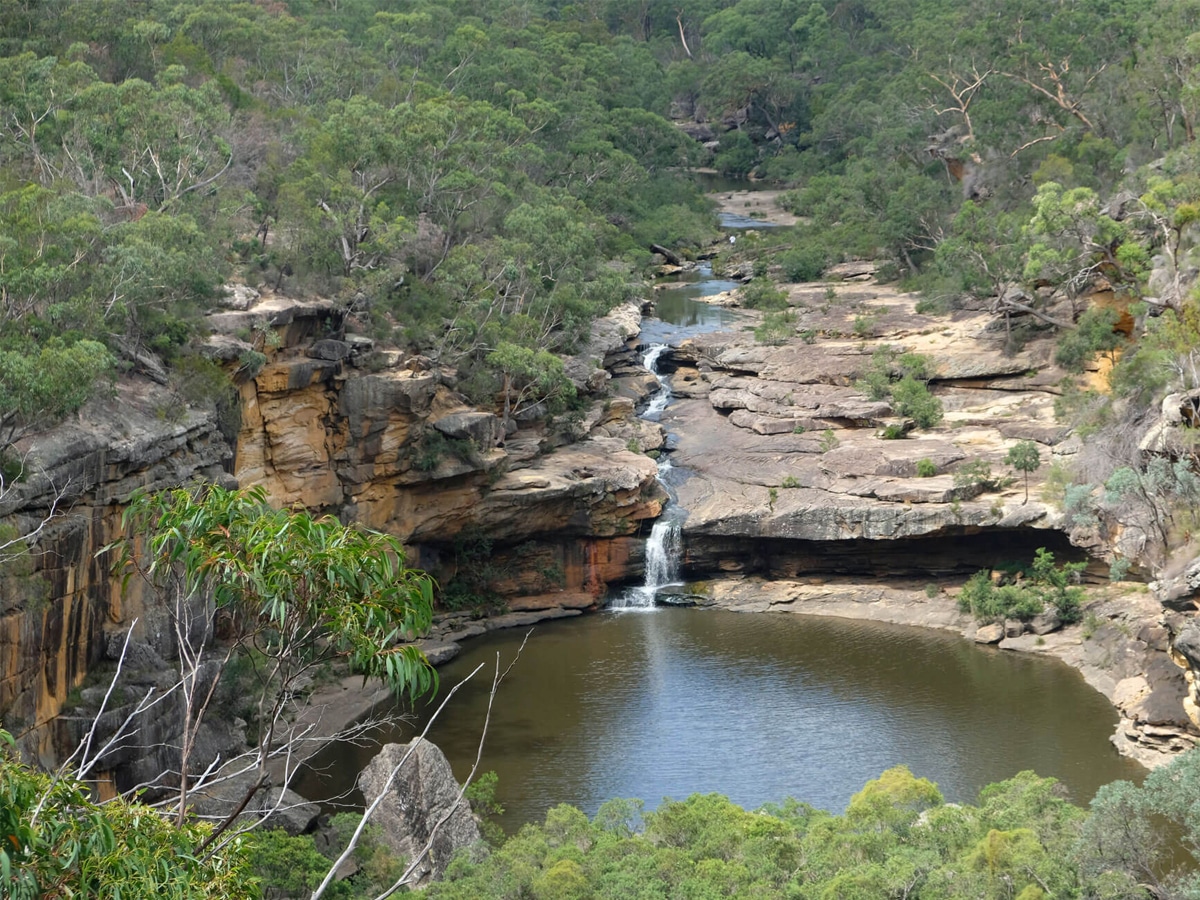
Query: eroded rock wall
xmin=0 ymin=298 xmax=664 ymax=758
xmin=0 ymin=383 xmax=233 ymax=758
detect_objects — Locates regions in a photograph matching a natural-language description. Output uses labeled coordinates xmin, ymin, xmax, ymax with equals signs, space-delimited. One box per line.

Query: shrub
xmin=880 ymin=424 xmax=906 ymax=439
xmin=916 ymin=458 xmax=937 ymax=477
xmin=957 ymin=548 xmax=1086 ymax=624
xmin=954 ymin=460 xmax=1011 ymax=492
xmin=852 ymin=314 xmax=875 ymax=336
xmin=781 ymin=475 xmax=800 ymax=488
xmin=755 ymin=309 xmax=796 ymax=344
xmin=957 ymin=570 xmax=1042 ymax=622
xmin=819 ymin=428 xmax=839 ymax=452
xmin=1054 ymin=307 xmax=1122 ymax=373
xmin=915 ymin=294 xmax=951 ymax=315
xmin=741 ymin=278 xmax=789 ymax=311
xmin=892 ymin=376 xmax=944 ymax=428
xmin=780 ymin=246 xmax=828 ymax=282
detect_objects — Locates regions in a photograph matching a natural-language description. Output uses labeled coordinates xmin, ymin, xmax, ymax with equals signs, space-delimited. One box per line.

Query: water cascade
xmin=610 ymin=343 xmax=684 ymax=609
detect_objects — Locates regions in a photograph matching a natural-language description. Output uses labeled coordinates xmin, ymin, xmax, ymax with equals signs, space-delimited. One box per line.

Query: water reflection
xmin=641 ymin=264 xmax=742 ymax=344
xmin=297 ymin=609 xmax=1144 ymax=830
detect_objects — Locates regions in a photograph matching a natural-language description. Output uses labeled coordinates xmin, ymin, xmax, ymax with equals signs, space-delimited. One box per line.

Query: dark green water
xmin=299 ymin=608 xmax=1144 ymax=829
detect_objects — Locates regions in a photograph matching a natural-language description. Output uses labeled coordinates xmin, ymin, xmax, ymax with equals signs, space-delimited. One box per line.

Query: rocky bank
xmin=637 ymin=258 xmax=1200 ymax=766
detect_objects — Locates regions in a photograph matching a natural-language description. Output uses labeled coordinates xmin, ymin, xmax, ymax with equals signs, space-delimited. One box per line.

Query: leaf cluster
xmin=0 ymin=730 xmax=251 ymax=899
xmin=111 ymin=484 xmax=437 ymax=701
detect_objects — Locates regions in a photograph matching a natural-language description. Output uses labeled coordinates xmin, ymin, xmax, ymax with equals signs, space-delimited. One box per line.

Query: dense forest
xmin=4 ymin=0 xmax=1200 ymax=461
xmin=8 ymin=0 xmax=1200 ymax=896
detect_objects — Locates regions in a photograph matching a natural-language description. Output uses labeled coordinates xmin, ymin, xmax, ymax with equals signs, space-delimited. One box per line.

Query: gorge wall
xmin=8 ymin=267 xmax=1200 ymax=773
xmin=0 ymin=291 xmax=665 ymax=759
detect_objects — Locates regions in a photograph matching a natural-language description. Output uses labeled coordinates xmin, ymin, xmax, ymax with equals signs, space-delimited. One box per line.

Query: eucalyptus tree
xmin=0 ymin=727 xmax=253 ymax=900
xmin=106 ymin=484 xmax=436 ymax=851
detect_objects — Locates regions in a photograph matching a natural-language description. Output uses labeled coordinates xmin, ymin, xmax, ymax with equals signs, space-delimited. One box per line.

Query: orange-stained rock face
xmin=0 ymin=325 xmax=665 ymax=755
xmin=0 ymin=381 xmax=234 ymax=756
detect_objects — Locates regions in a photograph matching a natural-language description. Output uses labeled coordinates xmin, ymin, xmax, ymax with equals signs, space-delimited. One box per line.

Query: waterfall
xmin=640 ymin=344 xmax=672 ymax=421
xmin=610 ymin=343 xmax=683 ymax=610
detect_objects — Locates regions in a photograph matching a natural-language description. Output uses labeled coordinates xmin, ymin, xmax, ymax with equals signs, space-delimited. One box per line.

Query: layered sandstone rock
xmin=0 ymin=295 xmax=665 ymax=760
xmin=0 ymin=380 xmax=232 ymax=756
xmin=659 ymin=281 xmax=1070 ymax=570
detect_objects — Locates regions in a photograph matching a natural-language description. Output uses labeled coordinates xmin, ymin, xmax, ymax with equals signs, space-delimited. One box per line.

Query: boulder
xmin=1004 ymin=618 xmax=1025 ymax=638
xmin=1152 ymin=556 xmax=1200 ymax=610
xmin=975 ymin=623 xmax=1004 ymax=644
xmin=678 ymin=122 xmax=717 ymax=142
xmin=187 ymin=780 xmax=320 ymax=836
xmin=358 ymin=739 xmax=481 ymax=886
xmin=1173 ymin=622 xmax=1200 ymax=671
xmin=307 ymin=339 xmax=352 ymax=361
xmin=220 ymin=283 xmax=260 ymax=310
xmin=1029 ymin=610 xmax=1061 ymax=635
xmin=431 ymin=410 xmax=503 ymax=448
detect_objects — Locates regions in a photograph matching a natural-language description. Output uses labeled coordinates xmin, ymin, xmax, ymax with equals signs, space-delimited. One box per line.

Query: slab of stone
xmin=417 ymin=640 xmax=462 ymax=666
xmin=432 ymin=410 xmax=503 ymax=447
xmin=871 ymin=479 xmax=958 ymax=504
xmin=484 ymin=608 xmax=583 ymax=631
xmin=975 ymin=623 xmax=1004 ymax=643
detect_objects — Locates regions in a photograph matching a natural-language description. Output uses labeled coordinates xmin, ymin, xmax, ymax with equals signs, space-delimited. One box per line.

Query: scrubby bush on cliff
xmin=858 ymin=348 xmax=943 ymax=429
xmin=0 ymin=338 xmax=115 ymax=452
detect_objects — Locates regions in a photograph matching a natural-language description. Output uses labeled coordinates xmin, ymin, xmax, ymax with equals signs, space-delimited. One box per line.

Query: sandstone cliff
xmin=0 ymin=292 xmax=664 ymax=759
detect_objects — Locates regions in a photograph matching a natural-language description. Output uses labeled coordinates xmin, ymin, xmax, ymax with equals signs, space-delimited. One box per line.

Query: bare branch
xmin=1002 ymin=58 xmax=1098 ymax=132
xmin=675 ymin=11 xmax=692 ymax=59
xmin=371 ymin=631 xmax=532 ymax=900
xmin=309 ymin=661 xmax=487 ymax=900
xmin=927 ymin=65 xmax=993 ymax=144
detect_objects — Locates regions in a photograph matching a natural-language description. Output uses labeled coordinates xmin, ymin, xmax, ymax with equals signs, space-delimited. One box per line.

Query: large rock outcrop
xmin=358 ymin=739 xmax=481 ymax=886
xmin=0 ymin=294 xmax=665 ymax=762
xmin=659 ymin=281 xmax=1073 ymax=575
xmin=229 ymin=298 xmax=665 ymax=604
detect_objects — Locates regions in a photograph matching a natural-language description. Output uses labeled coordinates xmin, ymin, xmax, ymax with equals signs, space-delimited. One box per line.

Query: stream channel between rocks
xmin=297 ymin=244 xmax=1147 ymax=831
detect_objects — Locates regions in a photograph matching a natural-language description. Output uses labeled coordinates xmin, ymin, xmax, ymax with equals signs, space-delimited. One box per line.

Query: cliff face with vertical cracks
xmin=0 ymin=294 xmax=664 ymax=758
xmin=223 ymin=297 xmax=664 ymax=602
xmin=0 ymin=381 xmax=234 ymax=760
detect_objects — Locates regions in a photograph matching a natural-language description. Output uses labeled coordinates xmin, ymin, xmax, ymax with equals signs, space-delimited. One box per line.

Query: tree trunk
xmin=650 ymin=243 xmax=681 ymax=265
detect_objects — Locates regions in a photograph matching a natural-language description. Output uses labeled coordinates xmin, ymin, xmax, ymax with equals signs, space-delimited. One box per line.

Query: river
xmin=296 ymin=235 xmax=1146 ymax=829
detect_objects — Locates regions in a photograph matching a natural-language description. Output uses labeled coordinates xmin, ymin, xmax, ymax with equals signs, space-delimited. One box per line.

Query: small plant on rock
xmin=916 ymin=458 xmax=937 ymax=477
xmin=755 ymin=310 xmax=796 ymax=345
xmin=741 ymin=278 xmax=789 ymax=311
xmin=1004 ymin=440 xmax=1042 ymax=504
xmin=953 ymin=460 xmax=1012 ymax=494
